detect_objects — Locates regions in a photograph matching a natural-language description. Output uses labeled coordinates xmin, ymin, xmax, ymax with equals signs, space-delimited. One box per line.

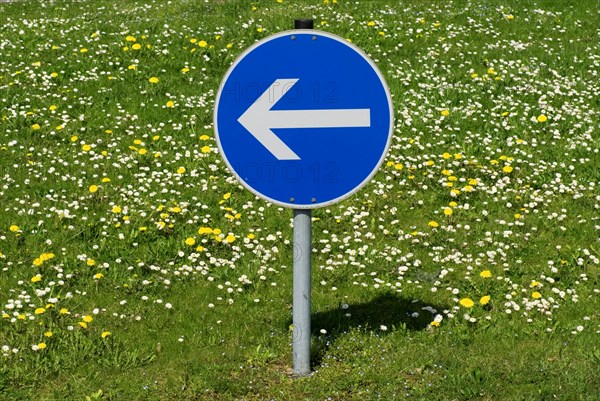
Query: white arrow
xmin=237 ymin=78 xmax=371 ymax=160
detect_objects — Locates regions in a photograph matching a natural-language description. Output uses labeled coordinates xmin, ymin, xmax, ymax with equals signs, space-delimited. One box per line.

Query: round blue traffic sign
xmin=214 ymin=30 xmax=393 ymax=209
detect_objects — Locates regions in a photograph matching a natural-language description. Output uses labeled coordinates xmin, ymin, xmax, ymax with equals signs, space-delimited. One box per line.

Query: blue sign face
xmin=214 ymin=30 xmax=393 ymax=209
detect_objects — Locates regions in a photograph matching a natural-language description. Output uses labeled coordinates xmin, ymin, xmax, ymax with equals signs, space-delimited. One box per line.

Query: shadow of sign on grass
xmin=301 ymin=293 xmax=448 ymax=368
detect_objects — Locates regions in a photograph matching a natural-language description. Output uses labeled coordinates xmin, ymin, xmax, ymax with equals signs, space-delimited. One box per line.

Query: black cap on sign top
xmin=294 ymin=19 xmax=314 ymax=29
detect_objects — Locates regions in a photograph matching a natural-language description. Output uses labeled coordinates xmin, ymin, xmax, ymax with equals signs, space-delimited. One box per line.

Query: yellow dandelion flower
xmin=480 ymin=296 xmax=491 ymax=305
xmin=223 ymin=193 xmax=231 ymax=200
xmin=79 ymin=322 xmax=88 ymax=329
xmin=59 ymin=308 xmax=70 ymax=315
xmin=166 ymin=100 xmax=175 ymax=108
xmin=80 ymin=48 xmax=88 ymax=53
xmin=198 ymin=227 xmax=213 ymax=235
xmin=125 ymin=35 xmax=136 ymax=42
xmin=112 ymin=206 xmax=122 ymax=213
xmin=31 ymin=274 xmax=42 ymax=282
xmin=131 ymin=43 xmax=142 ymax=50
xmin=367 ymin=21 xmax=375 ymax=27
xmin=532 ymin=292 xmax=542 ymax=299
xmin=199 ymin=134 xmax=210 ymax=141
xmin=480 ymin=270 xmax=492 ymax=278
xmin=148 ymin=77 xmax=159 ymax=84
xmin=181 ymin=67 xmax=190 ymax=73
xmin=138 ymin=148 xmax=147 ymax=155
xmin=82 ymin=144 xmax=91 ymax=152
xmin=428 ymin=221 xmax=439 ymax=228
xmin=537 ymin=114 xmax=548 ymax=123
xmin=44 ymin=331 xmax=53 ymax=337
xmin=93 ymin=273 xmax=104 ymax=279
xmin=102 ymin=177 xmax=111 ymax=183
xmin=430 ymin=321 xmax=440 ymax=327
xmin=185 ymin=237 xmax=196 ymax=246
xmin=89 ymin=185 xmax=99 ymax=193
xmin=225 ymin=234 xmax=236 ymax=243
xmin=86 ymin=259 xmax=96 ymax=267
xmin=37 ymin=342 xmax=47 ymax=350
xmin=443 ymin=207 xmax=453 ymax=216
xmin=101 ymin=331 xmax=111 ymax=338
xmin=440 ymin=110 xmax=450 ymax=117
xmin=34 ymin=307 xmax=46 ymax=315
xmin=9 ymin=225 xmax=19 ymax=232
xmin=82 ymin=315 xmax=93 ymax=323
xmin=459 ymin=298 xmax=474 ymax=308
xmin=177 ymin=167 xmax=186 ymax=174
xmin=198 ymin=40 xmax=208 ymax=47
xmin=502 ymin=166 xmax=513 ymax=173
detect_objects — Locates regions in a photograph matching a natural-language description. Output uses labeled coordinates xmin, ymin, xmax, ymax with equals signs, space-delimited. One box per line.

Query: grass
xmin=0 ymin=0 xmax=599 ymax=400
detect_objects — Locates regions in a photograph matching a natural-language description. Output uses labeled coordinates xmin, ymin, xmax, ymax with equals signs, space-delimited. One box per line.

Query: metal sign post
xmin=291 ymin=17 xmax=314 ymax=378
xmin=292 ymin=208 xmax=312 ymax=376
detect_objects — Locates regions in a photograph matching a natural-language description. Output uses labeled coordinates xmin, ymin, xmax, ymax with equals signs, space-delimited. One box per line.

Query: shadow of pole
xmin=299 ymin=293 xmax=448 ymax=368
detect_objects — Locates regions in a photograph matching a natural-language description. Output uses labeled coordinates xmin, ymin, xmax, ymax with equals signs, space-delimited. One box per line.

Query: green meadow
xmin=0 ymin=0 xmax=599 ymax=400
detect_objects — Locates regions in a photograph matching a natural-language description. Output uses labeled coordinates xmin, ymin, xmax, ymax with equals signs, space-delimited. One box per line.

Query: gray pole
xmin=292 ymin=19 xmax=314 ymax=377
xmin=292 ymin=209 xmax=311 ymax=376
